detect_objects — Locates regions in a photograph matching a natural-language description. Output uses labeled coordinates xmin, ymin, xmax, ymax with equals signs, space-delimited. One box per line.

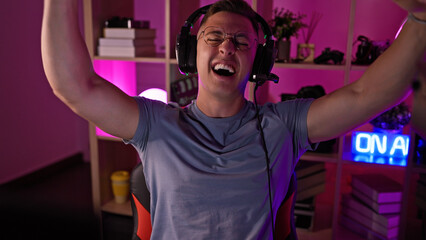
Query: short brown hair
xmin=199 ymin=0 xmax=259 ymax=34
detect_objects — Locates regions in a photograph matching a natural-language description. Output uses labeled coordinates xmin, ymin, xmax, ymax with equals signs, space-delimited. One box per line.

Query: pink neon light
xmin=93 ymin=60 xmax=136 ymax=138
xmin=395 ymin=18 xmax=407 ymax=39
xmin=140 ymin=88 xmax=167 ymax=103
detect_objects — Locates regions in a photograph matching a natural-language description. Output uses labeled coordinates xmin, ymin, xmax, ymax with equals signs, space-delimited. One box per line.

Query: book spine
xmin=342 ymin=194 xmax=400 ymax=228
xmin=352 ymin=189 xmax=401 ymax=214
xmin=352 ymin=177 xmax=379 ymax=202
xmin=341 ymin=205 xmax=398 ymax=238
xmin=340 ymin=215 xmax=396 ymax=240
xmin=296 ymin=183 xmax=325 ymax=201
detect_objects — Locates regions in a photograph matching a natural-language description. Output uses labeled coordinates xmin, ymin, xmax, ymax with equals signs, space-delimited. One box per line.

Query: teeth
xmin=213 ymin=63 xmax=235 ymax=73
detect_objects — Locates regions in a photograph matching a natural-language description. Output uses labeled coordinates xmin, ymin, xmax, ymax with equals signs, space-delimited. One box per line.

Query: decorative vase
xmin=297 ymin=43 xmax=315 ymax=62
xmin=277 ymin=40 xmax=291 ymax=62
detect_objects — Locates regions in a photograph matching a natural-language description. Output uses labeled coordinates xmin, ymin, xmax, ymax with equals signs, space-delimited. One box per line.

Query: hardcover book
xmin=342 ymin=194 xmax=399 ymax=228
xmin=352 ymin=189 xmax=401 ymax=214
xmin=103 ymin=28 xmax=156 ymax=39
xmin=295 ymin=196 xmax=315 ymax=209
xmin=99 ymin=37 xmax=155 ymax=47
xmin=296 ymin=183 xmax=325 ymax=201
xmin=295 ymin=161 xmax=325 ymax=179
xmin=97 ymin=45 xmax=156 ymax=57
xmin=341 ymin=204 xmax=399 ymax=238
xmin=340 ymin=214 xmax=398 ymax=240
xmin=351 ymin=174 xmax=403 ymax=203
xmin=297 ymin=170 xmax=326 ymax=192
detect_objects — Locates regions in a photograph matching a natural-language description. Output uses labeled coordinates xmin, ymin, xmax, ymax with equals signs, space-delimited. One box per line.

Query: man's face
xmin=196 ymin=11 xmax=258 ymax=100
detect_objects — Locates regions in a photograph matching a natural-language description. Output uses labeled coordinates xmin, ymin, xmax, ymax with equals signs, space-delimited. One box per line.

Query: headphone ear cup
xmin=250 ymin=41 xmax=275 ymax=83
xmin=176 ymin=32 xmax=197 ymax=74
xmin=263 ymin=39 xmax=276 ymax=73
xmin=251 ymin=44 xmax=264 ymax=83
xmin=186 ymin=35 xmax=197 ymax=73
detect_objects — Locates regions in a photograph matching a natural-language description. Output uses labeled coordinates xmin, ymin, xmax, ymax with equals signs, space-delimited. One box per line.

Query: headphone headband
xmin=176 ymin=4 xmax=278 ymax=85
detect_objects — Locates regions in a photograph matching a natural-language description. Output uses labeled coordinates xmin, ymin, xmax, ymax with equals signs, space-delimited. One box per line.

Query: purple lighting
xmin=93 ymin=60 xmax=136 ymax=138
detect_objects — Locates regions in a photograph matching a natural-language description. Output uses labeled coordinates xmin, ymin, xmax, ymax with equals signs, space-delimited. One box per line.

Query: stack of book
xmin=294 ymin=161 xmax=326 ymax=230
xmin=295 ymin=161 xmax=326 ymax=202
xmin=340 ymin=174 xmax=402 ymax=240
xmin=98 ymin=27 xmax=156 ymax=57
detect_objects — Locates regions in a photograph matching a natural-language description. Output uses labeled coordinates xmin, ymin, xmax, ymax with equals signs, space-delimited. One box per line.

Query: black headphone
xmin=175 ymin=4 xmax=279 ymax=86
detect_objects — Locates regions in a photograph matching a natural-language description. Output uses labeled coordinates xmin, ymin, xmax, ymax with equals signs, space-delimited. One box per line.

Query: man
xmin=42 ymin=0 xmax=426 ymax=238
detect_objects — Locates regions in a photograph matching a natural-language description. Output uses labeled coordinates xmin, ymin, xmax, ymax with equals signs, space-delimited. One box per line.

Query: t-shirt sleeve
xmin=274 ymin=98 xmax=318 ymax=155
xmin=122 ymin=97 xmax=156 ymax=152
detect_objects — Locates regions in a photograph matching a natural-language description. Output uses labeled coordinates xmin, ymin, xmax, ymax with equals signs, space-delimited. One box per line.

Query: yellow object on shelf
xmin=110 ymin=171 xmax=130 ymax=204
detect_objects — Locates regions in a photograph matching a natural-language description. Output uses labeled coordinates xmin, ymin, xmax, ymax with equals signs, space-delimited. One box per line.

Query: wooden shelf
xmin=350 ymin=65 xmax=369 ymax=71
xmin=300 ymin=152 xmax=339 ymax=163
xmin=102 ymin=199 xmax=132 ymax=217
xmin=341 ymin=158 xmax=406 ymax=170
xmin=94 ymin=53 xmax=167 ymax=63
xmin=97 ymin=135 xmax=122 ymax=142
xmin=274 ymin=62 xmax=346 ymax=71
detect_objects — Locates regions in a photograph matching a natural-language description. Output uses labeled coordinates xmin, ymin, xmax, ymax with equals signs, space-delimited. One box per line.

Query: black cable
xmin=253 ymin=83 xmax=275 ymax=239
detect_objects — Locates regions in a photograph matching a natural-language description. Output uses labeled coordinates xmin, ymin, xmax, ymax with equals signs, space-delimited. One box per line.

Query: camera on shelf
xmin=104 ymin=16 xmax=150 ymax=29
xmin=314 ymin=48 xmax=344 ymax=65
xmin=353 ymin=35 xmax=390 ymax=65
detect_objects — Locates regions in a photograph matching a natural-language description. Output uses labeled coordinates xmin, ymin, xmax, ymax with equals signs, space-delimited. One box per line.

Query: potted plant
xmin=269 ymin=8 xmax=306 ymax=62
xmin=370 ymin=103 xmax=411 ymax=133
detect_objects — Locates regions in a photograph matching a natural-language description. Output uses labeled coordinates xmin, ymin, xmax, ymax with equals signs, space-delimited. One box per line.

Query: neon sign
xmin=351 ymin=131 xmax=410 ymax=166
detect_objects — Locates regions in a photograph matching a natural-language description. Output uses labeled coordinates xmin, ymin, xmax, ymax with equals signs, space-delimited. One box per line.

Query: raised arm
xmin=41 ymin=0 xmax=139 ymax=140
xmin=307 ymin=4 xmax=426 ymax=143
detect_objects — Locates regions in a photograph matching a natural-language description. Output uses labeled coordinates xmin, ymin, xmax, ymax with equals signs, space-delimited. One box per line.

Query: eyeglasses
xmin=198 ymin=26 xmax=258 ymax=51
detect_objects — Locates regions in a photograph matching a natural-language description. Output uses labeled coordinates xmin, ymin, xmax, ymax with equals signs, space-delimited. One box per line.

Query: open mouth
xmin=212 ymin=63 xmax=235 ymax=77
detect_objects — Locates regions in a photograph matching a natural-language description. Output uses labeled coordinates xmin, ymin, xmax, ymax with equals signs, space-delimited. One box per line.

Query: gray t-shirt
xmin=126 ymin=97 xmax=315 ymax=239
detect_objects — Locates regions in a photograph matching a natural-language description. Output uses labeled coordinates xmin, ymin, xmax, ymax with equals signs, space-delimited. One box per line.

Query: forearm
xmin=41 ymin=0 xmax=95 ymax=104
xmin=356 ymin=18 xmax=425 ymax=108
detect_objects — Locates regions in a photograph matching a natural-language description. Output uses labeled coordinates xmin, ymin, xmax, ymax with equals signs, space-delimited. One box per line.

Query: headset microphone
xmin=251 ymin=73 xmax=279 ymax=86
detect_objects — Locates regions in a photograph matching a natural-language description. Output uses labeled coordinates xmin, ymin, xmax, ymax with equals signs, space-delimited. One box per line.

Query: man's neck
xmin=196 ymin=94 xmax=246 ymax=118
